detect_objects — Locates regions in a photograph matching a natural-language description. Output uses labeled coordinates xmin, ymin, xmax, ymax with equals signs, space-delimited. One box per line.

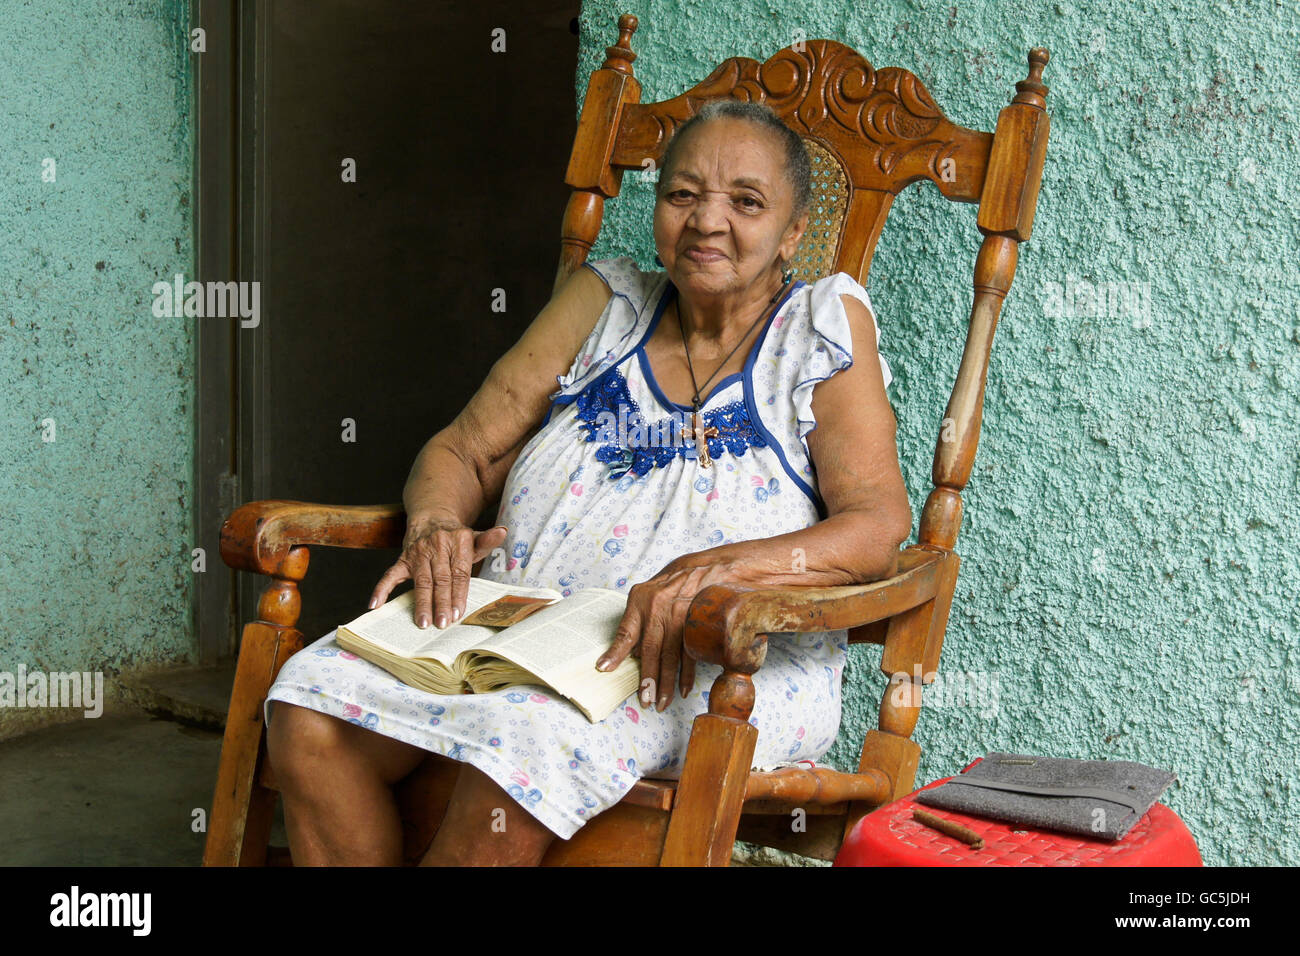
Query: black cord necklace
xmin=676 ymin=270 xmax=792 ymax=468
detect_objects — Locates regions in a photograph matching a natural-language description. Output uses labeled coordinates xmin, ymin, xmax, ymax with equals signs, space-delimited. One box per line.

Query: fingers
xmin=679 ymin=653 xmax=696 ymax=700
xmin=596 ymin=600 xmax=642 ymax=675
xmin=369 ymin=559 xmax=412 ymax=611
xmin=472 ymin=525 xmax=508 ymax=563
xmin=448 ymin=532 xmax=473 ymax=626
xmin=658 ymin=592 xmax=702 ymax=708
xmin=638 ymin=589 xmax=673 ymax=711
xmin=657 ymin=629 xmax=681 ymax=712
xmin=411 ymin=540 xmax=437 ymax=629
xmin=373 ymin=521 xmax=500 ymax=629
xmin=431 ymin=532 xmax=459 ymax=629
xmin=671 ymin=588 xmax=697 ymax=699
xmin=595 ymin=576 xmax=702 ymax=712
xmin=653 ymin=588 xmax=699 ymax=711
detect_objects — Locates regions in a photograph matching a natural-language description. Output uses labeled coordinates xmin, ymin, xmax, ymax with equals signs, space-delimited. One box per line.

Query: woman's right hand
xmin=369 ymin=517 xmax=510 ymax=629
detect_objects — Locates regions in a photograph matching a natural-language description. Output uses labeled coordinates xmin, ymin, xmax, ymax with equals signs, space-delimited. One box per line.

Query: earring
xmin=781 ymin=268 xmax=794 ymax=284
xmin=654 ymin=254 xmax=664 ymax=267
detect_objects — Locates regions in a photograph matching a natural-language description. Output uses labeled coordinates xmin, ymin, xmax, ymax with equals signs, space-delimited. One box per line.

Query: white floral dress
xmin=265 ymin=257 xmax=893 ymax=840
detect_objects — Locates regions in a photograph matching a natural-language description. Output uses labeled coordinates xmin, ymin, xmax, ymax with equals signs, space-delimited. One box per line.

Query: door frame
xmin=192 ymin=0 xmax=269 ymax=663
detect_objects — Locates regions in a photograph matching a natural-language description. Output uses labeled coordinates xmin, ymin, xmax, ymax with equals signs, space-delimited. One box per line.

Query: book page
xmin=469 ymin=587 xmax=635 ymax=689
xmin=338 ymin=577 xmax=561 ymax=665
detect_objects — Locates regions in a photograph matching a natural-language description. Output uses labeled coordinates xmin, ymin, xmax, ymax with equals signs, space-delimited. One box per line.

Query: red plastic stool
xmin=836 ymin=764 xmax=1203 ymax=867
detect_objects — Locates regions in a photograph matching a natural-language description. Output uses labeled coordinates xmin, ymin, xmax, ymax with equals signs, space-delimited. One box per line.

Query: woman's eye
xmin=736 ymin=196 xmax=762 ymax=210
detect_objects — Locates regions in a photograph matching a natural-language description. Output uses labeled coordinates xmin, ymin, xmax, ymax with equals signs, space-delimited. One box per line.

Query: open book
xmin=334 ymin=576 xmax=641 ymax=723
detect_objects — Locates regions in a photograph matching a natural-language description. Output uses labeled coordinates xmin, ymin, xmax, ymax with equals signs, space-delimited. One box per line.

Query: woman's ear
xmin=780 ymin=210 xmax=809 ymax=262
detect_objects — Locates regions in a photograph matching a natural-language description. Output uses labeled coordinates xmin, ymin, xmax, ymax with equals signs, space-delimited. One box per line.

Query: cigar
xmin=912 ymin=808 xmax=985 ymax=849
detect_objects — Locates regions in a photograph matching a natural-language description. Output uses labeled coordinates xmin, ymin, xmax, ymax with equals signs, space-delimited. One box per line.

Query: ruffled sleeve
xmin=548 ymin=256 xmax=659 ymax=403
xmin=792 ymin=272 xmax=892 ymax=444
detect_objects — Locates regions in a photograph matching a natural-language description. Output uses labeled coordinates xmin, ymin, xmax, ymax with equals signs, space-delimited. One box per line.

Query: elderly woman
xmin=264 ymin=99 xmax=911 ymax=866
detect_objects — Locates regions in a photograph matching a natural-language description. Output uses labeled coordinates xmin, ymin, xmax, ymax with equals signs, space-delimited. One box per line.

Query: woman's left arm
xmin=598 ymin=294 xmax=913 ymax=710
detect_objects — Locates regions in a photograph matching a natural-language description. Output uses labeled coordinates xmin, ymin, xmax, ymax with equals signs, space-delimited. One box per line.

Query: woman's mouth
xmin=684 ymin=247 xmax=726 ymax=262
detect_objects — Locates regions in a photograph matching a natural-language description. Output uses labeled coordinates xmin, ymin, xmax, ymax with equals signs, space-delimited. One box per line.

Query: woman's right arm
xmin=369 ymin=265 xmax=612 ymax=630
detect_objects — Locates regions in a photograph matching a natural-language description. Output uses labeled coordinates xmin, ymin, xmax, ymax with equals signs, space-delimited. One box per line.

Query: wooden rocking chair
xmin=204 ymin=14 xmax=1051 ymax=867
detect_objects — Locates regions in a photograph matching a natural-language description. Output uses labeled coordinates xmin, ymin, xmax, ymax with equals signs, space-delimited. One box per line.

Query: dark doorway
xmin=195 ymin=1 xmax=583 ymax=658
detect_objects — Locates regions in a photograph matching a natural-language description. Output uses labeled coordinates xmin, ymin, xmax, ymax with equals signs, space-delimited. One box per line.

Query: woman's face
xmin=653 ymin=117 xmax=806 ymax=303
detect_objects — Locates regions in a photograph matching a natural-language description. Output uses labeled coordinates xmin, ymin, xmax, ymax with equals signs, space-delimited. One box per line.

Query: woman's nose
xmin=685 ymin=193 xmax=729 ymax=234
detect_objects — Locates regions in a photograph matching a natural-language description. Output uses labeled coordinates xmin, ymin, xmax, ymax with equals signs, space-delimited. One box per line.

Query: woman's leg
xmin=267 ymin=701 xmax=428 ymax=866
xmin=268 ymin=700 xmax=558 ymax=866
xmin=420 ymin=764 xmax=559 ymax=866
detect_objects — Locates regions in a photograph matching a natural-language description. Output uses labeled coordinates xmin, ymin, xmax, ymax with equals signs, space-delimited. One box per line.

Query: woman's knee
xmin=425 ymin=764 xmax=557 ymax=865
xmin=266 ymin=702 xmax=347 ymax=791
xmin=267 ymin=701 xmax=427 ymax=791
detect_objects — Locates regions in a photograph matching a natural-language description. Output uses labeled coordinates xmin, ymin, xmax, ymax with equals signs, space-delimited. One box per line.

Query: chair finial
xmin=601 ymin=14 xmax=639 ymax=74
xmin=1013 ymin=47 xmax=1050 ymax=107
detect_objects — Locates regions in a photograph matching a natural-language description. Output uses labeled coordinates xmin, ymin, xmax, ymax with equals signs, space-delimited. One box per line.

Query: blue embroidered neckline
xmin=575 ymin=368 xmax=767 ymax=478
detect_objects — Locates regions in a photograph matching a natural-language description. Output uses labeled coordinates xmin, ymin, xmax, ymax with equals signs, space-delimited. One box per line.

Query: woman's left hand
xmin=595 ymin=556 xmax=744 ymax=712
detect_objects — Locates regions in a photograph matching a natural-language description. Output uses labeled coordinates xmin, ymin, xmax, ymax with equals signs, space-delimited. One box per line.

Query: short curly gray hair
xmin=656 ymin=99 xmax=811 ymax=221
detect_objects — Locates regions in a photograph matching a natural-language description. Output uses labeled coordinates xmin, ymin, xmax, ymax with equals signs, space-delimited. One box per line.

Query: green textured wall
xmin=577 ymin=0 xmax=1299 ymax=866
xmin=0 ymin=0 xmax=194 ymax=737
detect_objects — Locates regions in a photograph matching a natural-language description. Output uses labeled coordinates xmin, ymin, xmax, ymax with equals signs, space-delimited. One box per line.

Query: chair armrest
xmin=220 ymin=499 xmax=407 ymax=578
xmin=682 ymin=546 xmax=944 ymax=672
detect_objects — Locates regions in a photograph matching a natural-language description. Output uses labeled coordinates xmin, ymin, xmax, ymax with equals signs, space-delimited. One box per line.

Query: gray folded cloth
xmin=914 ymin=752 xmax=1177 ymax=841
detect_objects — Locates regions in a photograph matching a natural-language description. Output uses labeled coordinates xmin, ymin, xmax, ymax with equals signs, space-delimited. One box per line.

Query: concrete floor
xmin=0 ymin=661 xmax=288 ymax=866
xmin=0 ymin=708 xmax=240 ymax=865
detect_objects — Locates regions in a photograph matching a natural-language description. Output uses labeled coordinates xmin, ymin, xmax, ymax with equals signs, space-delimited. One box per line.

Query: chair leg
xmin=660 ymin=712 xmax=758 ymax=866
xmin=860 ymin=728 xmax=922 ymax=801
xmin=203 ymin=620 xmax=303 ymax=866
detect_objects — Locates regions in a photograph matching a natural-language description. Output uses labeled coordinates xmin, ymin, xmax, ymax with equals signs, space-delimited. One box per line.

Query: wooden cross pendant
xmin=681 ymin=410 xmax=720 ymax=468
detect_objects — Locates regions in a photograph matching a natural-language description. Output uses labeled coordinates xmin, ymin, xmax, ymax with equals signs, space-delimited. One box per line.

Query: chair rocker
xmin=204 ymin=13 xmax=1051 ymax=867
